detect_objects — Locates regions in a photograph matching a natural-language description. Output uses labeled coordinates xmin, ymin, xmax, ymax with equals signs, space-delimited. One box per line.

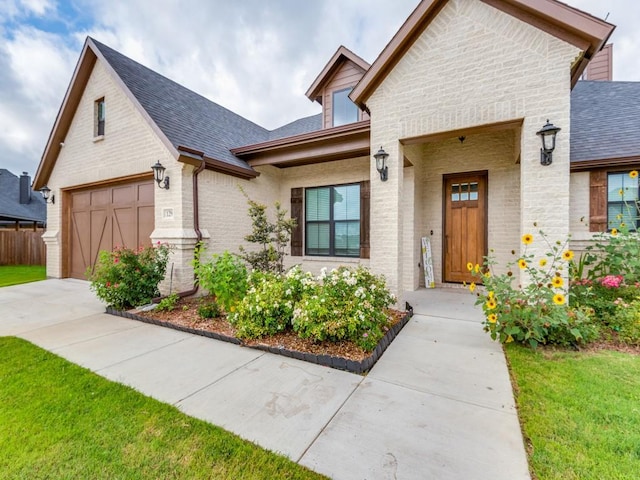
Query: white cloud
xmin=0 ymin=0 xmax=638 ymax=177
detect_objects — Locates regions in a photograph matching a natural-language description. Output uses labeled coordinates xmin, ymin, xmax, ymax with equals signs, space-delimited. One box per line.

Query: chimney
xmin=19 ymin=172 xmax=31 ymax=204
xmin=584 ymin=44 xmax=613 ymax=81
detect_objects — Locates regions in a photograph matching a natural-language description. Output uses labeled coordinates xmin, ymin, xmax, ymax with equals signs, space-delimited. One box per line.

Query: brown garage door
xmin=69 ymin=180 xmax=154 ymax=279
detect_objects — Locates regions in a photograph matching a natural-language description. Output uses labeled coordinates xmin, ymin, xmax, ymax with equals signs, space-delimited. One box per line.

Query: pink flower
xmin=600 ymin=275 xmax=623 ymax=288
xmin=114 ymin=257 xmax=119 ymax=264
xmin=363 ymin=333 xmax=368 ymax=338
xmin=106 ymin=282 xmax=111 ymax=287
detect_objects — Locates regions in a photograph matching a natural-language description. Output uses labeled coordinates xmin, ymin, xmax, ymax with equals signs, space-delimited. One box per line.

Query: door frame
xmin=441 ymin=170 xmax=488 ymax=283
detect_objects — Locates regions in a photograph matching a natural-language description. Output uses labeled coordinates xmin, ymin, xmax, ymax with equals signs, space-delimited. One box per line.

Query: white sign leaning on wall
xmin=421 ymin=237 xmax=435 ymax=289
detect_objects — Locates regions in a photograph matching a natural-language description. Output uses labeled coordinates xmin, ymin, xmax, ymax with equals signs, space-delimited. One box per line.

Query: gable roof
xmin=570 ymin=81 xmax=640 ymax=167
xmin=306 ymin=46 xmax=370 ymax=104
xmin=0 ymin=170 xmax=46 ymax=224
xmin=351 ymin=0 xmax=615 ymax=109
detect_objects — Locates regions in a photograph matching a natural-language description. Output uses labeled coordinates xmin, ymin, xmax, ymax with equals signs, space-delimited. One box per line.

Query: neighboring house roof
xmin=0 ymin=170 xmax=46 ymax=223
xmin=571 ymin=81 xmax=640 ymax=168
xmin=351 ymin=0 xmax=615 ymax=109
xmin=306 ymin=46 xmax=370 ymax=104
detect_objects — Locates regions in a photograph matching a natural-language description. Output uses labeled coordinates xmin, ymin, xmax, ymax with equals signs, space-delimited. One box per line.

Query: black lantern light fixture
xmin=536 ymin=120 xmax=561 ymax=166
xmin=373 ymin=147 xmax=389 ymax=181
xmin=39 ymin=185 xmax=55 ymax=204
xmin=151 ymin=161 xmax=170 ymax=189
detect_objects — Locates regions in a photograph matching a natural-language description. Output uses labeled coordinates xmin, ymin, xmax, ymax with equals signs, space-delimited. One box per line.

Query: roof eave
xmin=177 ymin=146 xmax=259 ymax=180
xmin=570 ymin=155 xmax=640 ymax=172
xmin=306 ymin=46 xmax=370 ymax=103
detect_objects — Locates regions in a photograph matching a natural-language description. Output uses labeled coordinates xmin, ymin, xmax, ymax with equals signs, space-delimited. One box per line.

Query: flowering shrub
xmin=610 ymin=298 xmax=640 ymax=345
xmin=471 ymin=231 xmax=598 ymax=348
xmin=228 ymin=271 xmax=299 ymax=338
xmin=600 ymin=275 xmax=624 ymax=289
xmin=194 ymin=248 xmax=247 ymax=313
xmin=88 ymin=243 xmax=171 ymax=310
xmin=292 ymin=266 xmax=396 ymax=351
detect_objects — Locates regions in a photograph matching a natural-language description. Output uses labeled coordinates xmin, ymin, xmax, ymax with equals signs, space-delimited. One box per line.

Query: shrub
xmin=472 ymin=231 xmax=598 ymax=348
xmin=87 ymin=243 xmax=171 ymax=310
xmin=228 ymin=272 xmax=296 ymax=338
xmin=292 ymin=266 xmax=396 ymax=351
xmin=156 ymin=293 xmax=180 ymax=312
xmin=197 ymin=300 xmax=221 ymax=319
xmin=610 ymin=298 xmax=640 ymax=345
xmin=571 ymin=279 xmax=639 ymax=323
xmin=194 ymin=249 xmax=247 ymax=313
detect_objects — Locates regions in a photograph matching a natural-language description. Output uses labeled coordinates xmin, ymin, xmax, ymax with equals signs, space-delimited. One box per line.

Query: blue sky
xmin=0 ymin=0 xmax=638 ymax=178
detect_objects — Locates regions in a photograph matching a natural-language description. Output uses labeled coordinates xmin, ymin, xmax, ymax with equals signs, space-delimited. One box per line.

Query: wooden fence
xmin=0 ymin=230 xmax=46 ymax=266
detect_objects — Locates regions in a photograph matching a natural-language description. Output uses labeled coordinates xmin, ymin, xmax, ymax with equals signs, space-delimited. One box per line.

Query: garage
xmin=68 ymin=179 xmax=154 ymax=279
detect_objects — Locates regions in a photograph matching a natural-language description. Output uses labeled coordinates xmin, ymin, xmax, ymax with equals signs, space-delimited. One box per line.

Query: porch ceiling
xmin=401 ymin=119 xmax=523 ymax=146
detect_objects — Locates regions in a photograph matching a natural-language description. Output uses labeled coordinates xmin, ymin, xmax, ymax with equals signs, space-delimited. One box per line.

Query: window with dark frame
xmin=305 ymin=183 xmax=360 ymax=257
xmin=332 ymin=88 xmax=359 ymax=127
xmin=95 ymin=98 xmax=105 ymax=136
xmin=607 ymin=171 xmax=639 ymax=231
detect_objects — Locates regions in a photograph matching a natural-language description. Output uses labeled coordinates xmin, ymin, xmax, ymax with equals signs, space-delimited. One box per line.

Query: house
xmin=0 ymin=170 xmax=46 ymax=230
xmin=34 ymin=0 xmax=638 ymax=301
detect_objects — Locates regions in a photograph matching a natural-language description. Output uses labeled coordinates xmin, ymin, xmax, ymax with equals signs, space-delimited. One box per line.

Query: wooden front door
xmin=69 ymin=180 xmax=154 ymax=279
xmin=444 ymin=172 xmax=487 ymax=283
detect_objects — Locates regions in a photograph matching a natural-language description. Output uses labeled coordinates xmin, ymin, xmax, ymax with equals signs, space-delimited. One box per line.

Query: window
xmin=450 ymin=182 xmax=478 ymax=202
xmin=607 ymin=171 xmax=639 ymax=231
xmin=95 ymin=98 xmax=105 ymax=136
xmin=332 ymin=88 xmax=358 ymax=127
xmin=305 ymin=183 xmax=360 ymax=257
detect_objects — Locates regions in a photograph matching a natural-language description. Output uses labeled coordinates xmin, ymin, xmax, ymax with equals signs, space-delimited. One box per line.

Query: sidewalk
xmin=0 ymin=279 xmax=530 ymax=479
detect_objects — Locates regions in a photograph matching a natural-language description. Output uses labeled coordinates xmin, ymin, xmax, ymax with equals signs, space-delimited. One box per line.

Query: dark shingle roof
xmin=268 ymin=114 xmax=323 ymax=141
xmin=91 ymin=38 xmax=324 ymax=166
xmin=91 ymin=38 xmax=270 ymax=172
xmin=0 ymin=170 xmax=46 ymax=223
xmin=571 ymin=81 xmax=640 ymax=163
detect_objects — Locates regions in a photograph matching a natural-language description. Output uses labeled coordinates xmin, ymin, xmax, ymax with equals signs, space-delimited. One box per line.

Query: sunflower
xmin=488 ymin=290 xmax=495 ymax=299
xmin=469 ymin=282 xmax=476 ymax=293
xmin=518 ymin=259 xmax=527 ymax=269
xmin=611 ymin=228 xmax=618 ymax=236
xmin=486 ymin=299 xmax=497 ymax=310
xmin=630 ymin=170 xmax=639 ymax=179
xmin=551 ymin=276 xmax=564 ymax=288
xmin=506 ymin=335 xmax=514 ymax=343
xmin=539 ymin=258 xmax=547 ymax=267
xmin=562 ymin=250 xmax=574 ymax=261
xmin=466 ymin=262 xmax=473 ymax=272
xmin=553 ymin=293 xmax=566 ymax=305
xmin=474 ymin=264 xmax=481 ymax=273
xmin=619 ymin=189 xmax=624 ymax=196
xmin=522 ymin=233 xmax=533 ymax=245
xmin=488 ymin=314 xmax=497 ymax=323
xmin=484 ymin=271 xmax=491 ymax=279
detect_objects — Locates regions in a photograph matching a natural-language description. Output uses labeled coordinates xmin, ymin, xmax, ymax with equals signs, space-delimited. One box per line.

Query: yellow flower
xmin=466 ymin=262 xmax=473 ymax=272
xmin=551 ymin=276 xmax=564 ymax=288
xmin=553 ymin=293 xmax=566 ymax=305
xmin=486 ymin=299 xmax=497 ymax=310
xmin=620 ymin=223 xmax=626 ymax=228
xmin=619 ymin=189 xmax=624 ymax=196
xmin=522 ymin=233 xmax=533 ymax=245
xmin=539 ymin=258 xmax=547 ymax=267
xmin=562 ymin=250 xmax=574 ymax=261
xmin=630 ymin=170 xmax=639 ymax=179
xmin=484 ymin=271 xmax=491 ymax=279
xmin=230 ymin=305 xmax=236 ymax=312
xmin=518 ymin=259 xmax=527 ymax=269
xmin=616 ymin=213 xmax=623 ymax=220
xmin=474 ymin=264 xmax=481 ymax=274
xmin=506 ymin=335 xmax=514 ymax=343
xmin=611 ymin=228 xmax=618 ymax=236
xmin=469 ymin=282 xmax=476 ymax=293
xmin=488 ymin=290 xmax=495 ymax=299
xmin=488 ymin=314 xmax=497 ymax=323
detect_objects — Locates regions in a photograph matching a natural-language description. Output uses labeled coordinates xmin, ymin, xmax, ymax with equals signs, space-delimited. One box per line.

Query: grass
xmin=506 ymin=345 xmax=640 ymax=480
xmin=0 ymin=337 xmax=326 ymax=479
xmin=0 ymin=265 xmax=46 ymax=287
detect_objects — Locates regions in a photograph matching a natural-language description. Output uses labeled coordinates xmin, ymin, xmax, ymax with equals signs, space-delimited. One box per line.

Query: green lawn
xmin=0 ymin=265 xmax=46 ymax=287
xmin=507 ymin=345 xmax=640 ymax=480
xmin=0 ymin=337 xmax=326 ymax=479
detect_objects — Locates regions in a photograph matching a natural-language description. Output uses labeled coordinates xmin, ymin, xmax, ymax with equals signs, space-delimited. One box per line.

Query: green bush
xmin=292 ymin=266 xmax=396 ymax=351
xmin=228 ymin=272 xmax=295 ymax=338
xmin=197 ymin=300 xmax=221 ymax=319
xmin=194 ymin=249 xmax=248 ymax=313
xmin=571 ymin=280 xmax=638 ymax=323
xmin=156 ymin=293 xmax=180 ymax=312
xmin=87 ymin=243 xmax=171 ymax=310
xmin=609 ymin=298 xmax=640 ymax=345
xmin=472 ymin=231 xmax=598 ymax=348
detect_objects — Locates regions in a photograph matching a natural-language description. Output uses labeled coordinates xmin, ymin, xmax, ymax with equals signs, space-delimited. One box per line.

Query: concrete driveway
xmin=0 ymin=279 xmax=530 ymax=479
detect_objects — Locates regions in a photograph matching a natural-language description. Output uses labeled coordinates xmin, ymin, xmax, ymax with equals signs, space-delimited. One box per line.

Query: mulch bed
xmin=106 ymin=297 xmax=413 ymax=374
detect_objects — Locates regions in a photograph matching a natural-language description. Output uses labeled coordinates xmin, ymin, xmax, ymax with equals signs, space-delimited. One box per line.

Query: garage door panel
xmin=69 ymin=179 xmax=154 ymax=280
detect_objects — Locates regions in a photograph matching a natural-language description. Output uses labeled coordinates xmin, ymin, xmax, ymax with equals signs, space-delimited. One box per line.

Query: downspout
xmin=177 ymin=158 xmax=206 ymax=298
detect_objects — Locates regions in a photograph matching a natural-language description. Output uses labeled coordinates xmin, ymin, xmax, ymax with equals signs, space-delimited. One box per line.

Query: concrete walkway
xmin=0 ymin=279 xmax=530 ymax=480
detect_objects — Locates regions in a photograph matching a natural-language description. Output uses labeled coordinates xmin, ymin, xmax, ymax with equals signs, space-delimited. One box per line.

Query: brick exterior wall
xmin=366 ymin=0 xmax=580 ymax=295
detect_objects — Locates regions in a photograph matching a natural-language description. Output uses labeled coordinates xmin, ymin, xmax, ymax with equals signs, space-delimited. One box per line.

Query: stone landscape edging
xmin=105 ymin=304 xmax=413 ymax=375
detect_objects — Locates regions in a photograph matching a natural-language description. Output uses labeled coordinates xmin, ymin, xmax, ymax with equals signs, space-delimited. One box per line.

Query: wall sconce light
xmin=39 ymin=185 xmax=55 ymax=204
xmin=151 ymin=161 xmax=170 ymax=189
xmin=373 ymin=147 xmax=389 ymax=181
xmin=536 ymin=120 xmax=561 ymax=166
